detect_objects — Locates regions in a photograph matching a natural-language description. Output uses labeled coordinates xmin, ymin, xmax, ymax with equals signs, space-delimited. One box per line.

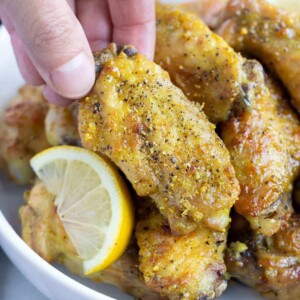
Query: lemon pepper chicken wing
xmin=0 ymin=85 xmax=82 ymax=185
xmin=216 ymin=0 xmax=300 ymax=114
xmin=79 ymin=44 xmax=240 ymax=235
xmin=155 ymin=4 xmax=256 ymax=123
xmin=0 ymin=85 xmax=49 ymax=185
xmin=19 ymin=182 xmax=161 ymax=300
xmin=221 ymin=70 xmax=300 ymax=236
xmin=226 ymin=213 xmax=300 ymax=300
xmin=136 ymin=202 xmax=227 ymax=300
xmin=20 ymin=181 xmax=227 ymax=300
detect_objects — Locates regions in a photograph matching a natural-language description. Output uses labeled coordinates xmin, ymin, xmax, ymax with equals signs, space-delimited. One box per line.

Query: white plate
xmin=0 ymin=21 xmax=264 ymax=300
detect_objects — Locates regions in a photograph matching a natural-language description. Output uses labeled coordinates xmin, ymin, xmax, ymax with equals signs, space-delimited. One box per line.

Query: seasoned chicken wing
xmin=226 ymin=213 xmax=300 ymax=300
xmin=155 ymin=4 xmax=250 ymax=123
xmin=0 ymin=85 xmax=49 ymax=185
xmin=79 ymin=44 xmax=240 ymax=235
xmin=136 ymin=202 xmax=227 ymax=300
xmin=0 ymin=85 xmax=82 ymax=184
xmin=221 ymin=70 xmax=300 ymax=236
xmin=45 ymin=102 xmax=80 ymax=146
xmin=19 ymin=181 xmax=161 ymax=300
xmin=216 ymin=0 xmax=300 ymax=114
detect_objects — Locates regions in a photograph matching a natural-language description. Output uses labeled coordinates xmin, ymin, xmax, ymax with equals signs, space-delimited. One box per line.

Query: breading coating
xmin=136 ymin=203 xmax=227 ymax=300
xmin=216 ymin=0 xmax=300 ymax=114
xmin=79 ymin=44 xmax=240 ymax=234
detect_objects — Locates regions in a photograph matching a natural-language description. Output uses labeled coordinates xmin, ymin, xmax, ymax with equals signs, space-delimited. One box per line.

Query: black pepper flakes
xmin=216 ymin=240 xmax=224 ymax=246
xmin=92 ymin=102 xmax=102 ymax=114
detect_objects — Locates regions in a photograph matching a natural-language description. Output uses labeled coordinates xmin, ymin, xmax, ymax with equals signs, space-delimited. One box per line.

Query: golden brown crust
xmin=79 ymin=44 xmax=240 ymax=234
xmin=216 ymin=0 xmax=300 ymax=114
xmin=155 ymin=4 xmax=245 ymax=123
xmin=221 ymin=71 xmax=300 ymax=236
xmin=226 ymin=214 xmax=300 ymax=300
xmin=136 ymin=203 xmax=228 ymax=300
xmin=45 ymin=102 xmax=80 ymax=146
xmin=0 ymin=85 xmax=50 ymax=185
xmin=19 ymin=182 xmax=161 ymax=300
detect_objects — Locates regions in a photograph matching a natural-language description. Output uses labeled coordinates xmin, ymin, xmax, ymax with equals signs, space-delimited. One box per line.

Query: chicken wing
xmin=45 ymin=102 xmax=80 ymax=146
xmin=0 ymin=85 xmax=49 ymax=185
xmin=79 ymin=44 xmax=240 ymax=235
xmin=155 ymin=4 xmax=253 ymax=123
xmin=19 ymin=181 xmax=161 ymax=300
xmin=221 ymin=71 xmax=300 ymax=236
xmin=216 ymin=0 xmax=300 ymax=114
xmin=226 ymin=213 xmax=300 ymax=300
xmin=136 ymin=202 xmax=227 ymax=300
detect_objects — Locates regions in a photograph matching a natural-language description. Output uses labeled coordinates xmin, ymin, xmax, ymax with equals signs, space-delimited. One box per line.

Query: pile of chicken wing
xmin=2 ymin=0 xmax=300 ymax=299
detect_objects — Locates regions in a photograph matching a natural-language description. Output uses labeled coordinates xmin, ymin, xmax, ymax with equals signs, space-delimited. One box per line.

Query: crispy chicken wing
xmin=0 ymin=85 xmax=49 ymax=185
xmin=19 ymin=181 xmax=161 ymax=300
xmin=221 ymin=70 xmax=300 ymax=236
xmin=216 ymin=0 xmax=300 ymax=114
xmin=45 ymin=102 xmax=80 ymax=146
xmin=0 ymin=84 xmax=81 ymax=185
xmin=136 ymin=202 xmax=227 ymax=300
xmin=155 ymin=4 xmax=250 ymax=123
xmin=155 ymin=5 xmax=300 ymax=235
xmin=79 ymin=44 xmax=240 ymax=235
xmin=226 ymin=213 xmax=300 ymax=300
xmin=20 ymin=181 xmax=228 ymax=300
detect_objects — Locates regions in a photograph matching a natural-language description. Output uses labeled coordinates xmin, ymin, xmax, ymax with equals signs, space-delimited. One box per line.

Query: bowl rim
xmin=0 ymin=210 xmax=114 ymax=300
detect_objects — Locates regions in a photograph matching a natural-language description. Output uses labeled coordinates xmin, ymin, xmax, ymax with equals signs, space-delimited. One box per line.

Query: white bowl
xmin=0 ymin=25 xmax=263 ymax=300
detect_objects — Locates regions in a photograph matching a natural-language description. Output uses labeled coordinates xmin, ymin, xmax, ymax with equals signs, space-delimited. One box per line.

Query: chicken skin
xmin=216 ymin=0 xmax=300 ymax=114
xmin=136 ymin=202 xmax=227 ymax=300
xmin=20 ymin=181 xmax=227 ymax=300
xmin=0 ymin=85 xmax=49 ymax=185
xmin=155 ymin=4 xmax=254 ymax=124
xmin=45 ymin=102 xmax=80 ymax=147
xmin=79 ymin=44 xmax=240 ymax=235
xmin=19 ymin=181 xmax=161 ymax=300
xmin=226 ymin=213 xmax=300 ymax=300
xmin=0 ymin=85 xmax=81 ymax=185
xmin=221 ymin=68 xmax=300 ymax=236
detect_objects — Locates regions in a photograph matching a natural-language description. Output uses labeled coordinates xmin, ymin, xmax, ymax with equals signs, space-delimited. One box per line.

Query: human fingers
xmin=0 ymin=8 xmax=44 ymax=85
xmin=43 ymin=85 xmax=73 ymax=106
xmin=77 ymin=0 xmax=112 ymax=51
xmin=108 ymin=0 xmax=155 ymax=59
xmin=2 ymin=0 xmax=95 ymax=99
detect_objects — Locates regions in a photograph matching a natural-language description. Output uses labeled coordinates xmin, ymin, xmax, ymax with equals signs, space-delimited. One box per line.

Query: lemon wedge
xmin=30 ymin=146 xmax=134 ymax=275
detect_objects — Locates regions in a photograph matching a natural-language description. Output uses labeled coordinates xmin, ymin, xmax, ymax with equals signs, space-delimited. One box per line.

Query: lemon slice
xmin=30 ymin=146 xmax=134 ymax=275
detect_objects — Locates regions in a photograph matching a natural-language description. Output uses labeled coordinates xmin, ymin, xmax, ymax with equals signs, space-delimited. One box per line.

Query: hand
xmin=0 ymin=0 xmax=156 ymax=105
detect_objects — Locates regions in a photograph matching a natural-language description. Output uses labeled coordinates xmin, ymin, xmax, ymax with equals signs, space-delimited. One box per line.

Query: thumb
xmin=3 ymin=0 xmax=95 ymax=99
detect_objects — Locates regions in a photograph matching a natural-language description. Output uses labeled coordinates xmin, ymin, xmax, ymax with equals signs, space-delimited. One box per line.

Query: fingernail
xmin=50 ymin=52 xmax=95 ymax=99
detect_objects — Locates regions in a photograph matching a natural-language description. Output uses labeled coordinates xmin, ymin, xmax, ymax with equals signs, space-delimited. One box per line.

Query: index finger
xmin=108 ymin=0 xmax=155 ymax=60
